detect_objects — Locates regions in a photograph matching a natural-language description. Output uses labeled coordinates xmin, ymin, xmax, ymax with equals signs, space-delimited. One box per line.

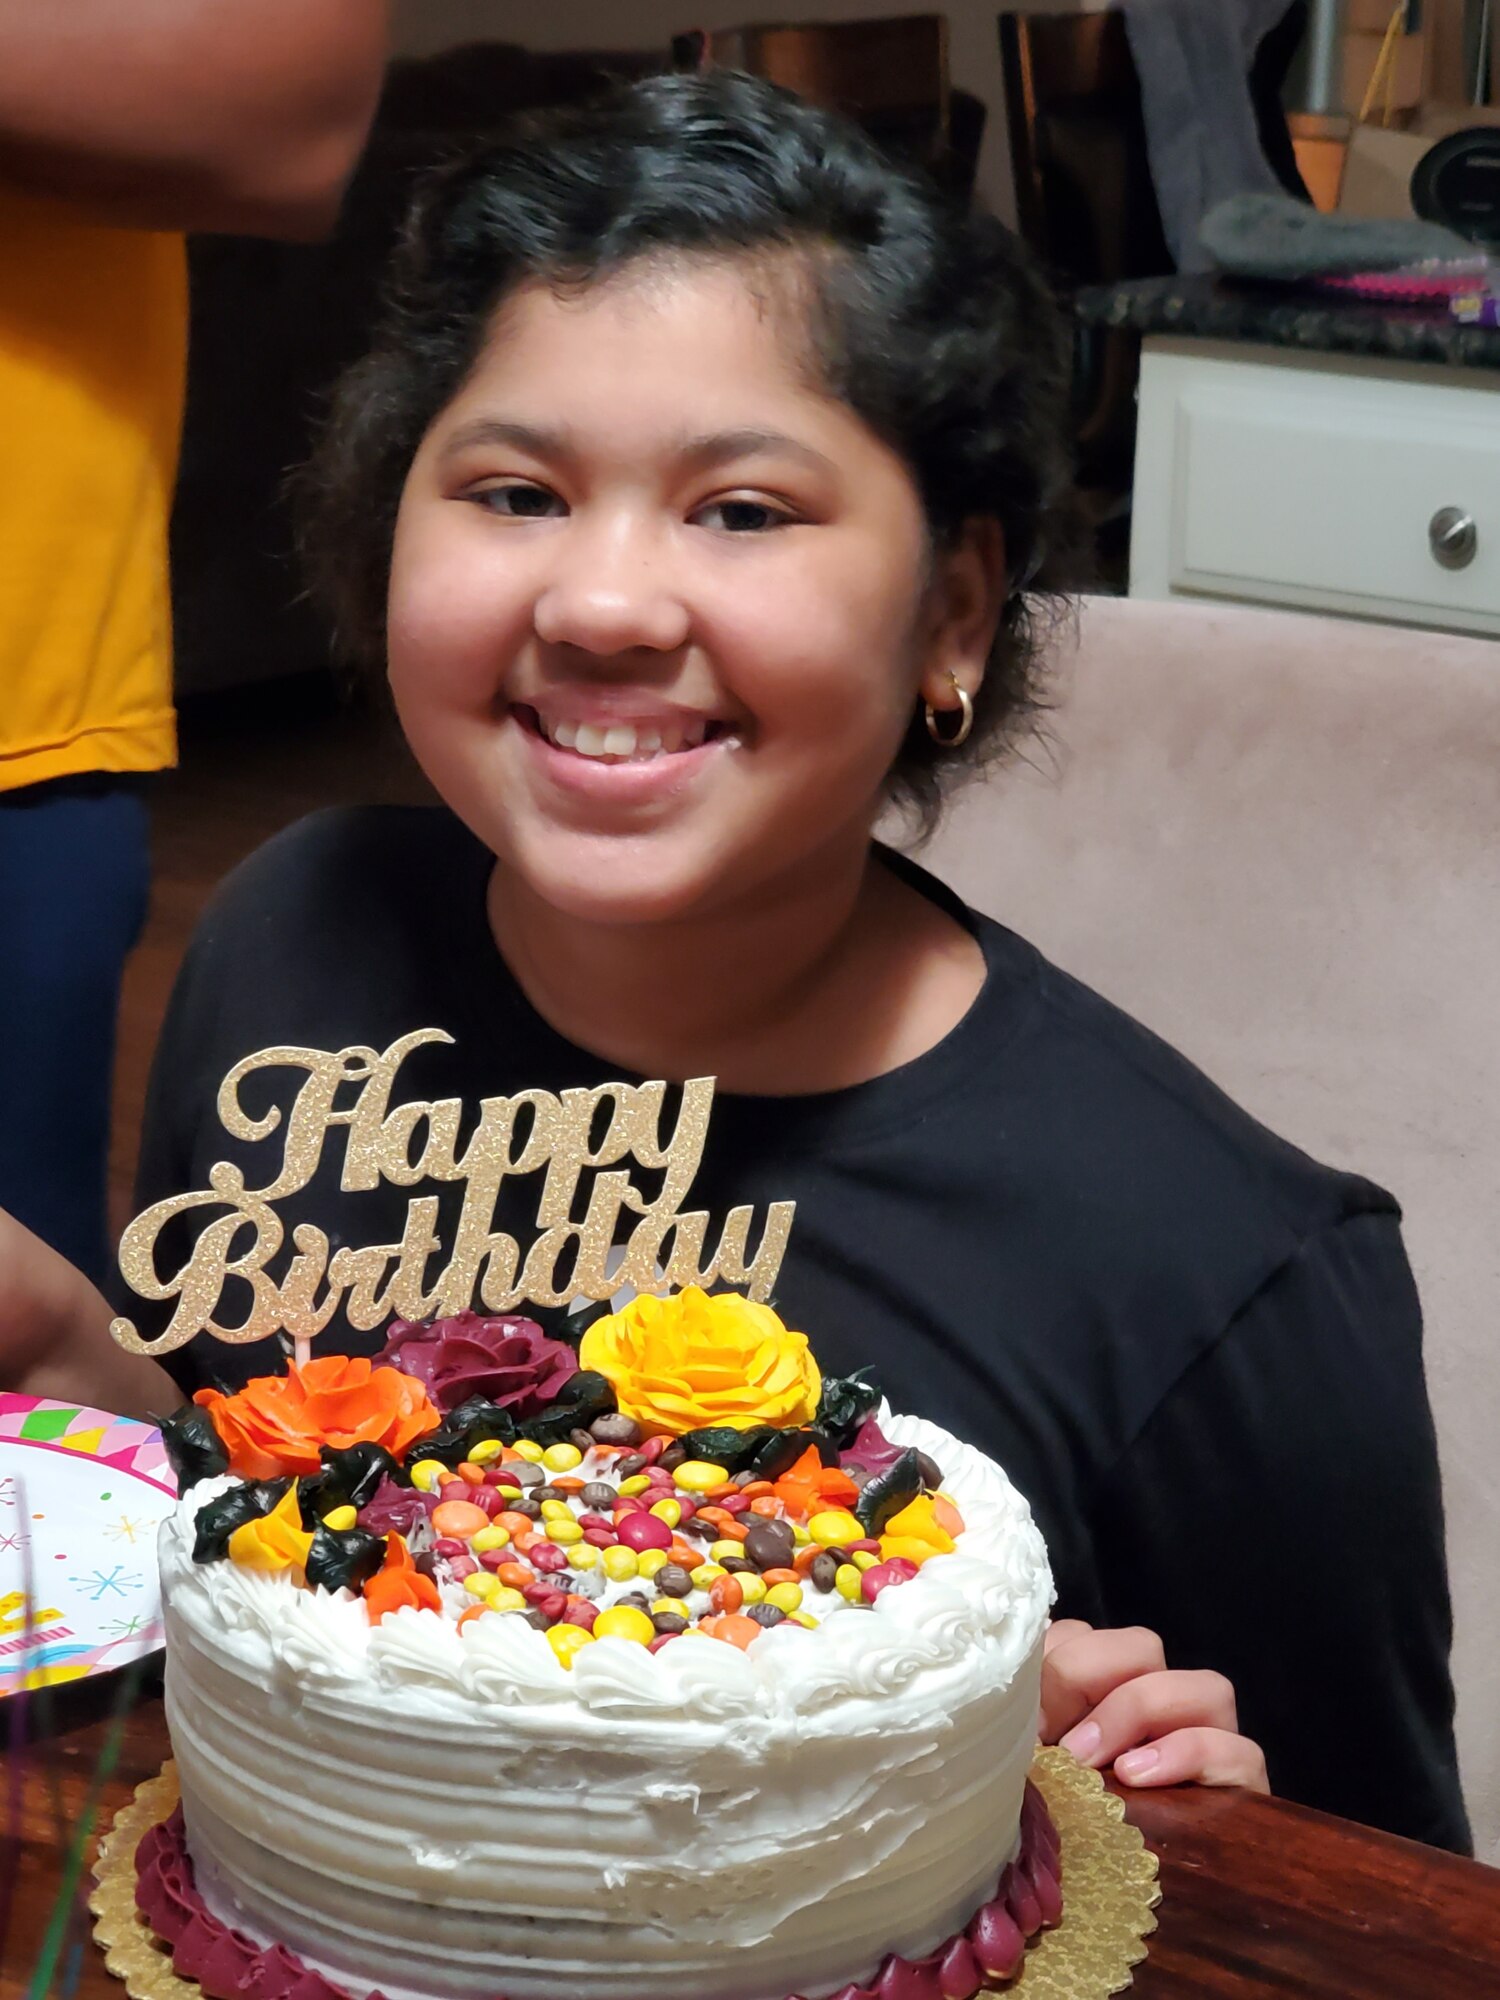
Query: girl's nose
xmin=532 ymin=514 xmax=690 ymax=657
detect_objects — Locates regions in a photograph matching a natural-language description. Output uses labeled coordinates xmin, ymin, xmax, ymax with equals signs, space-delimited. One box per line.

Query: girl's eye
xmin=695 ymin=497 xmax=793 ymax=534
xmin=473 ymin=482 xmax=566 ymax=519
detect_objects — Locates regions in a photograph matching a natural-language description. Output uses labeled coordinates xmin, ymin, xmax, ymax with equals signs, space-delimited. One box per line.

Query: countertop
xmin=1075 ymin=272 xmax=1500 ymax=372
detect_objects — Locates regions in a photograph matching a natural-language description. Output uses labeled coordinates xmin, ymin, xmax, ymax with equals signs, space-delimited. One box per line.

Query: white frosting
xmin=161 ymin=1411 xmax=1053 ymax=2000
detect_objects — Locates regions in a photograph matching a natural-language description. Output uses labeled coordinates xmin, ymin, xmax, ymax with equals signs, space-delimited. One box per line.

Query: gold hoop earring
xmin=924 ymin=674 xmax=974 ymax=749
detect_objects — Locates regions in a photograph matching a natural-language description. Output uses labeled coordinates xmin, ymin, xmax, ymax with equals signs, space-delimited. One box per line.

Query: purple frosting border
xmin=135 ymin=1784 xmax=1062 ymax=2000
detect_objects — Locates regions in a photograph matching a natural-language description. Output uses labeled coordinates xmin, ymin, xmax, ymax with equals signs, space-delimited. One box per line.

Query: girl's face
xmin=388 ymin=256 xmax=999 ymax=928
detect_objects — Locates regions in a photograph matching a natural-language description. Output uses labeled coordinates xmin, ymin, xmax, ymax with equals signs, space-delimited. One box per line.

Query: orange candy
xmin=700 ymin=1612 xmax=761 ymax=1651
xmin=431 ymin=1500 xmax=489 ymax=1540
xmin=495 ymin=1561 xmax=534 ymax=1590
xmin=457 ymin=1604 xmax=490 ymax=1631
xmin=738 ymin=1481 xmax=776 ymax=1500
xmin=455 ymin=1463 xmax=485 ymax=1486
xmin=709 ymin=1574 xmax=744 ymax=1615
xmin=551 ymin=1476 xmax=586 ymax=1494
xmin=494 ymin=1512 xmax=536 ymax=1537
xmin=748 ymin=1497 xmax=785 ymax=1519
xmin=760 ymin=1567 xmax=800 ymax=1587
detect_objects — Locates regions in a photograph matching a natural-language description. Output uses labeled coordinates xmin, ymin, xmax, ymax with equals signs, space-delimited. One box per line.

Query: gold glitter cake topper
xmin=110 ymin=1030 xmax=795 ymax=1365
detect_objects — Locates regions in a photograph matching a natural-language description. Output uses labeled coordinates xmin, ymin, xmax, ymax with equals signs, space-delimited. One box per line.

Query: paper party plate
xmin=0 ymin=1395 xmax=177 ymax=1693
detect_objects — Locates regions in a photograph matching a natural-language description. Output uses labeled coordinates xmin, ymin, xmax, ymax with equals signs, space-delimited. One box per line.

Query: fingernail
xmin=1059 ymin=1721 xmax=1101 ymax=1761
xmin=1116 ymin=1746 xmax=1159 ymax=1780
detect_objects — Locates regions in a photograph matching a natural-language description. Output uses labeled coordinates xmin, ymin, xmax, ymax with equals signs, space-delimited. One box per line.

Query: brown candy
xmin=654 ymin=1563 xmax=695 ymax=1598
xmin=743 ymin=1520 xmax=795 ymax=1571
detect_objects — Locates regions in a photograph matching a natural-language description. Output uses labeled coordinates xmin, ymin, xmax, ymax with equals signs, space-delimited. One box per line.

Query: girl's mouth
xmin=511 ymin=704 xmax=735 ymax=764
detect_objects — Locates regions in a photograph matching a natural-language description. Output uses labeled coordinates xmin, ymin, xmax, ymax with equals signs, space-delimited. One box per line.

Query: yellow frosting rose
xmin=227 ymin=1484 xmax=314 ymax=1577
xmin=579 ymin=1286 xmax=821 ymax=1436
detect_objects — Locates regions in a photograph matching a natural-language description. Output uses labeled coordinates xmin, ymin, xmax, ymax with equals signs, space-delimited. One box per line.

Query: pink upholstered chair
xmin=917 ymin=594 xmax=1500 ymax=1860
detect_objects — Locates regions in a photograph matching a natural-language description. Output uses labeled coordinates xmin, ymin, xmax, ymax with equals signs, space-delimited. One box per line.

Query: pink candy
xmin=860 ymin=1558 xmax=919 ymax=1603
xmin=616 ymin=1511 xmax=672 ymax=1553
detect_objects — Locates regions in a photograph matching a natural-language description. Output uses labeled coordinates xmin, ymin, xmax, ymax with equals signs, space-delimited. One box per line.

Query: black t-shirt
xmin=124 ymin=806 xmax=1469 ymax=1853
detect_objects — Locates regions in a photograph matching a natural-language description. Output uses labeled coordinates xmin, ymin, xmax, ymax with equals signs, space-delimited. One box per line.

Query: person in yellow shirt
xmin=0 ymin=2 xmax=389 ymax=1283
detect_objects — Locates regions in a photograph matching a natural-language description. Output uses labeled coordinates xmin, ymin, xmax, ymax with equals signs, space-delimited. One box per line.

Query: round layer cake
xmin=155 ymin=1296 xmax=1054 ymax=2000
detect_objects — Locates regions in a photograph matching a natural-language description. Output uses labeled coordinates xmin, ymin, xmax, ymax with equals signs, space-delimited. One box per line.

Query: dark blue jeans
xmin=0 ymin=775 xmax=151 ymax=1288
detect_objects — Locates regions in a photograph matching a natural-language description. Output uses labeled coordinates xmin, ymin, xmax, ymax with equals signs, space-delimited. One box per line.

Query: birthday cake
xmin=150 ymin=1289 xmax=1057 ymax=2000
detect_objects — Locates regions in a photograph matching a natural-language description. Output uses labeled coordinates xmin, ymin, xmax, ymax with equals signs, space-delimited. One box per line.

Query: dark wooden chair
xmin=672 ymin=17 xmax=984 ymax=202
xmin=997 ymin=6 xmax=1308 ymax=515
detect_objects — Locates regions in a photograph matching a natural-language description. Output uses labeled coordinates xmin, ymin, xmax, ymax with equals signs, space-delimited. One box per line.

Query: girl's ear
xmin=918 ymin=516 xmax=1007 ymax=714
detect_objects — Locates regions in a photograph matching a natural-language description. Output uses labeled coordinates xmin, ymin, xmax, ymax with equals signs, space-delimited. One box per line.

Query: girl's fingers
xmin=1113 ymin=1725 xmax=1270 ymax=1794
xmin=1057 ymin=1667 xmax=1240 ymax=1766
xmin=1039 ymin=1624 xmax=1166 ymax=1744
xmin=1043 ymin=1618 xmax=1094 ymax=1658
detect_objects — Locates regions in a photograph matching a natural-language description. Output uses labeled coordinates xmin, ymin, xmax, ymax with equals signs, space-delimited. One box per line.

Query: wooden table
xmin=4 ymin=1694 xmax=1499 ymax=2000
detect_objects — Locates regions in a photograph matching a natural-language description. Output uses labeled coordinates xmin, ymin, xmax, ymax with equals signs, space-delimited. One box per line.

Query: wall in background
xmin=389 ymin=0 xmax=1108 ymax=221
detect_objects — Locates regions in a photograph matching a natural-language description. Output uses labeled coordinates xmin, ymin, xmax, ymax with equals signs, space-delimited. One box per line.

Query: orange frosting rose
xmin=194 ymin=1356 xmax=441 ymax=1480
xmin=579 ymin=1286 xmax=820 ymax=1436
xmin=362 ymin=1533 xmax=441 ymax=1624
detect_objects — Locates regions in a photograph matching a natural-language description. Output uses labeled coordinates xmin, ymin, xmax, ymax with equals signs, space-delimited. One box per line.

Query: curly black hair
xmin=296 ymin=68 xmax=1084 ymax=827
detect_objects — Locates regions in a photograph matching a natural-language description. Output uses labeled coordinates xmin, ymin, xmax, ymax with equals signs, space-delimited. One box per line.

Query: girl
xmin=1 ymin=71 xmax=1465 ymax=1849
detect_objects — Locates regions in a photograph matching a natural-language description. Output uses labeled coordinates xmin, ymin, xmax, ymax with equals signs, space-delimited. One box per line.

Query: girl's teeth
xmin=540 ymin=716 xmax=714 ymax=760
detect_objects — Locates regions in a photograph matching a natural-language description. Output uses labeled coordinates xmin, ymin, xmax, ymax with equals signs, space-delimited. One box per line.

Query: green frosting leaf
xmin=296 ymin=1442 xmax=407 ymax=1528
xmin=854 ymin=1448 xmax=924 ymax=1536
xmin=814 ymin=1369 xmax=883 ymax=1448
xmin=158 ymin=1405 xmax=229 ymax=1489
xmin=191 ymin=1479 xmax=291 ymax=1564
xmin=305 ymin=1521 xmax=387 ymax=1594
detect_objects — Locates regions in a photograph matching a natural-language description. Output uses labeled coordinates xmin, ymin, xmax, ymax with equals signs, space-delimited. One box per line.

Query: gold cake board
xmin=91 ymin=1747 xmax=1160 ymax=2000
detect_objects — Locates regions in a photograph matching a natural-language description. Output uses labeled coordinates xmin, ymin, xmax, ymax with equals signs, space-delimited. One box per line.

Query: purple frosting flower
xmin=357 ymin=1475 xmax=436 ymax=1539
xmin=376 ymin=1310 xmax=578 ymax=1417
xmin=840 ymin=1414 xmax=909 ymax=1479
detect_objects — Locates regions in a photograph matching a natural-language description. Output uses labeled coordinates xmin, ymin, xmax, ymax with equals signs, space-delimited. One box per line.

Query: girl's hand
xmin=1040 ymin=1618 xmax=1270 ymax=1793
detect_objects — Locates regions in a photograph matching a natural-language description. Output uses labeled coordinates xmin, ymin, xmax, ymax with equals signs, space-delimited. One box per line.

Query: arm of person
xmin=1082 ymin=1210 xmax=1471 ymax=1853
xmin=0 ymin=0 xmax=389 ymax=238
xmin=0 ymin=1207 xmax=179 ymax=1420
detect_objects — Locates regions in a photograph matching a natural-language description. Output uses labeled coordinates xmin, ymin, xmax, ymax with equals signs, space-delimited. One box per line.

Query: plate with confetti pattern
xmin=0 ymin=1395 xmax=176 ymax=1694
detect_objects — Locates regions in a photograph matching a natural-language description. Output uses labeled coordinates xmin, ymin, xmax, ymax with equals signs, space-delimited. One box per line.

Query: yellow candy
xmin=765 ymin=1581 xmax=803 ymax=1615
xmin=789 ymin=1611 xmax=818 ymax=1629
xmin=690 ymin=1563 xmax=727 ymax=1590
xmin=851 ymin=1550 xmax=878 ymax=1572
xmin=470 ymin=1524 xmax=512 ymax=1553
xmin=542 ymin=1442 xmax=584 ymax=1473
xmin=463 ymin=1571 xmax=500 ymax=1600
xmin=547 ymin=1520 xmax=584 ymax=1547
xmin=880 ymin=1538 xmax=936 ymax=1567
xmin=637 ymin=1549 xmax=670 ymax=1581
xmin=650 ymin=1598 xmax=681 ymax=1619
xmin=467 ymin=1438 xmax=506 ymax=1464
xmin=737 ymin=1573 xmax=767 ymax=1605
xmin=790 ymin=1523 xmax=812 ymax=1546
xmin=512 ymin=1440 xmax=545 ymax=1464
xmin=672 ymin=1460 xmax=729 ymax=1493
xmin=320 ymin=1505 xmax=358 ymax=1533
xmin=649 ymin=1498 xmax=682 ymax=1528
xmin=409 ymin=1459 xmax=449 ymax=1493
xmin=539 ymin=1499 xmax=573 ymax=1522
xmin=808 ymin=1509 xmax=864 ymax=1548
xmin=547 ymin=1625 xmax=596 ymax=1667
xmin=617 ymin=1474 xmax=651 ymax=1497
xmin=835 ymin=1563 xmax=863 ymax=1601
xmin=594 ymin=1606 xmax=656 ymax=1646
xmin=601 ymin=1546 xmax=639 ymax=1582
xmin=569 ymin=1544 xmax=600 ymax=1572
xmin=709 ymin=1540 xmax=742 ymax=1562
xmin=487 ymin=1586 xmax=527 ymax=1613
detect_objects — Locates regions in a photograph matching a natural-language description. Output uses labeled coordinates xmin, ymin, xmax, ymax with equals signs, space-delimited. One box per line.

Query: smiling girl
xmin=1 ymin=72 xmax=1466 ymax=1850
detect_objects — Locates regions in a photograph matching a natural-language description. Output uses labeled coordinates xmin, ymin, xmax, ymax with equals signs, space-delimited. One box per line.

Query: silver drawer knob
xmin=1429 ymin=507 xmax=1478 ymax=570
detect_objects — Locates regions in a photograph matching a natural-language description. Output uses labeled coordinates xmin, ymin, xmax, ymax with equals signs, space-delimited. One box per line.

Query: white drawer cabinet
xmin=1128 ymin=337 xmax=1500 ymax=638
